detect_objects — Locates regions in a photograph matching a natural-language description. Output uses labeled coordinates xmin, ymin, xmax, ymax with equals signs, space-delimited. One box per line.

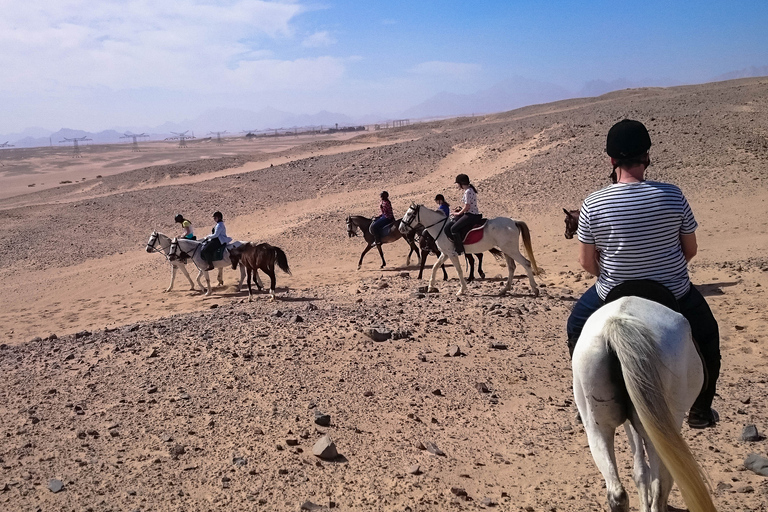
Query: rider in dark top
xmin=369 ymin=191 xmax=395 ymax=246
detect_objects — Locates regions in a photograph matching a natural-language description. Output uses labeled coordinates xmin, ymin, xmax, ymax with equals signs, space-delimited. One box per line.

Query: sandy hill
xmin=1 ymin=77 xmax=767 ymax=511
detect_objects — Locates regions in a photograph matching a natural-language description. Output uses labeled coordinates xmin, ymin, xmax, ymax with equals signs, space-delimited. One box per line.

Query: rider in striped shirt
xmin=567 ymin=119 xmax=721 ymax=429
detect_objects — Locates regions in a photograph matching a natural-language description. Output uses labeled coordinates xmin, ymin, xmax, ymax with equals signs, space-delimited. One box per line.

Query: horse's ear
xmin=563 ymin=208 xmax=571 ymax=216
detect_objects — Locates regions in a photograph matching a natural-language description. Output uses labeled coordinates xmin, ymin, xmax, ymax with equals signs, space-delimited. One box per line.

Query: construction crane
xmin=60 ymin=136 xmax=92 ymax=158
xmin=120 ymin=132 xmax=149 ymax=152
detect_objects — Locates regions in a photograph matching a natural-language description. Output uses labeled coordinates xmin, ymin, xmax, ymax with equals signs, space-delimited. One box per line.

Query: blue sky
xmin=1 ymin=0 xmax=766 ymax=133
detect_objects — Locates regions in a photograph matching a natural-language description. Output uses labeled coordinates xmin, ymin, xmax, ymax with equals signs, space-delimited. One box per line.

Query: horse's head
xmin=563 ymin=208 xmax=580 ymax=239
xmin=146 ymin=231 xmax=159 ymax=253
xmin=346 ymin=216 xmax=358 ymax=238
xmin=229 ymin=245 xmax=243 ymax=270
xmin=399 ymin=203 xmax=420 ymax=235
xmin=167 ymin=238 xmax=179 ymax=261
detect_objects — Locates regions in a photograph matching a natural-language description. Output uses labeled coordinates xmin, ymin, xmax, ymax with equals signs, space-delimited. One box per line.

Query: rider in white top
xmin=201 ymin=211 xmax=232 ymax=270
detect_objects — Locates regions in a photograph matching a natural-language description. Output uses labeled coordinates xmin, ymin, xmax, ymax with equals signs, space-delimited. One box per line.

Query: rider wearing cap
xmin=174 ymin=214 xmax=196 ymax=240
xmin=201 ymin=211 xmax=232 ymax=270
xmin=369 ymin=191 xmax=395 ymax=246
xmin=445 ymin=174 xmax=481 ymax=254
xmin=567 ymin=119 xmax=721 ymax=429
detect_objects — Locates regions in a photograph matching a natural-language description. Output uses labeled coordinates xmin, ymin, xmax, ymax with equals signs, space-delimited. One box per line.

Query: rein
xmin=147 ymin=233 xmax=171 ymax=262
xmin=405 ymin=205 xmax=448 ymax=237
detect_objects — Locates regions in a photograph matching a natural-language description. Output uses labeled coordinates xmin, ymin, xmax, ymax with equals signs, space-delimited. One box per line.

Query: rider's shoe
xmin=454 ymin=242 xmax=464 ymax=255
xmin=687 ymin=407 xmax=719 ymax=429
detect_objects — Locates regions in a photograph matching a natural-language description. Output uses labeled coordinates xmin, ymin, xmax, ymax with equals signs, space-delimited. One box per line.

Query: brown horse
xmin=229 ymin=242 xmax=291 ymax=301
xmin=346 ymin=215 xmax=420 ymax=270
xmin=563 ymin=208 xmax=580 ymax=239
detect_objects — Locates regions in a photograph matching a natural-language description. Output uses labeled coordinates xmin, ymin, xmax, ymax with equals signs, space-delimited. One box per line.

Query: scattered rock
xmin=741 ymin=425 xmax=762 ymax=442
xmin=147 ymin=348 xmax=159 ymax=358
xmin=300 ymin=501 xmax=326 ymax=511
xmin=147 ymin=385 xmax=158 ymax=394
xmin=399 ymin=272 xmax=410 ymax=278
xmin=446 ymin=345 xmax=462 ymax=357
xmin=489 ymin=342 xmax=508 ymax=350
xmin=169 ymin=444 xmax=186 ymax=458
xmin=476 ymin=382 xmax=490 ymax=393
xmin=363 ymin=391 xmax=374 ymax=397
xmin=481 ymin=497 xmax=498 ymax=507
xmin=286 ymin=439 xmax=299 ymax=446
xmin=271 ymin=310 xmax=283 ymax=317
xmin=306 ymin=303 xmax=318 ymax=311
xmin=233 ymin=456 xmax=247 ymax=467
xmin=312 ymin=435 xmax=338 ymax=460
xmin=30 ymin=336 xmax=42 ymax=343
xmin=423 ymin=441 xmax=446 ymax=456
xmin=209 ymin=304 xmax=218 ymax=309
xmin=451 ymin=487 xmax=468 ymax=497
xmin=314 ymin=411 xmax=331 ymax=427
xmin=74 ymin=330 xmax=91 ymax=339
xmin=737 ymin=485 xmax=754 ymax=493
xmin=407 ymin=464 xmax=422 ymax=475
xmin=48 ymin=479 xmax=64 ymax=493
xmin=432 ymin=389 xmax=443 ymax=396
xmin=363 ymin=327 xmax=392 ymax=342
xmin=291 ymin=314 xmax=304 ymax=323
xmin=745 ymin=453 xmax=768 ymax=476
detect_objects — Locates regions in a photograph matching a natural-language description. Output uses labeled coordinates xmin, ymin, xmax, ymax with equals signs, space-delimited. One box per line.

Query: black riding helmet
xmin=213 ymin=211 xmax=223 ymax=221
xmin=380 ymin=191 xmax=389 ymax=200
xmin=606 ymin=119 xmax=652 ymax=159
xmin=455 ymin=173 xmax=470 ymax=186
xmin=174 ymin=214 xmax=184 ymax=223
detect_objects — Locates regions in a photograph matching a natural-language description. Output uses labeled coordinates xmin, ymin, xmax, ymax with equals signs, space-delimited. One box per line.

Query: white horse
xmin=399 ymin=204 xmax=539 ymax=296
xmin=145 ymin=231 xmax=222 ymax=292
xmin=167 ymin=237 xmax=255 ymax=296
xmin=573 ymin=296 xmax=715 ymax=512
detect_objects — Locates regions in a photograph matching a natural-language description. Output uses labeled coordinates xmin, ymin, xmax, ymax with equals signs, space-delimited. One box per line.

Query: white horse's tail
xmin=514 ymin=221 xmax=539 ymax=275
xmin=603 ymin=315 xmax=716 ymax=512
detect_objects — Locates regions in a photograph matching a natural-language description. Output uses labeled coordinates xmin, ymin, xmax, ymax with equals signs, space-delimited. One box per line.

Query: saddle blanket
xmin=463 ymin=220 xmax=487 ymax=245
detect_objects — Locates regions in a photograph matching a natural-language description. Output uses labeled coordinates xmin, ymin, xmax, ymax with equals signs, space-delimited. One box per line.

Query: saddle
xmin=604 ymin=279 xmax=680 ymax=312
xmin=463 ymin=219 xmax=487 ymax=245
xmin=380 ymin=220 xmax=397 ymax=238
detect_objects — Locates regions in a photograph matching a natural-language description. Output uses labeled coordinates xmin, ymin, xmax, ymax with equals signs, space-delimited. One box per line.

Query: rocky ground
xmin=1 ymin=77 xmax=768 ymax=511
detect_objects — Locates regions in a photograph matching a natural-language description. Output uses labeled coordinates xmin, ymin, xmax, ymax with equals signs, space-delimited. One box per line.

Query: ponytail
xmin=469 ymin=184 xmax=477 ymax=193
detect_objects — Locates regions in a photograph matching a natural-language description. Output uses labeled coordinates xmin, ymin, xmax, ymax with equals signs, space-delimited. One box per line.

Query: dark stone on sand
xmin=30 ymin=337 xmax=42 ymax=343
xmin=169 ymin=444 xmax=185 ymax=458
xmin=286 ymin=439 xmax=299 ymax=446
xmin=314 ymin=411 xmax=331 ymax=427
xmin=407 ymin=464 xmax=422 ymax=475
xmin=476 ymin=382 xmax=490 ymax=393
xmin=74 ymin=330 xmax=91 ymax=339
xmin=424 ymin=441 xmax=446 ymax=456
xmin=363 ymin=391 xmax=374 ymax=397
xmin=301 ymin=501 xmax=326 ymax=511
xmin=744 ymin=453 xmax=768 ymax=476
xmin=233 ymin=456 xmax=247 ymax=467
xmin=147 ymin=385 xmax=158 ymax=394
xmin=450 ymin=487 xmax=468 ymax=497
xmin=364 ymin=327 xmax=392 ymax=342
xmin=481 ymin=497 xmax=498 ymax=507
xmin=47 ymin=333 xmax=57 ymax=340
xmin=147 ymin=348 xmax=158 ymax=358
xmin=446 ymin=345 xmax=462 ymax=357
xmin=48 ymin=479 xmax=64 ymax=493
xmin=291 ymin=315 xmax=304 ymax=323
xmin=271 ymin=310 xmax=283 ymax=317
xmin=432 ymin=389 xmax=442 ymax=396
xmin=489 ymin=342 xmax=508 ymax=350
xmin=741 ymin=425 xmax=762 ymax=442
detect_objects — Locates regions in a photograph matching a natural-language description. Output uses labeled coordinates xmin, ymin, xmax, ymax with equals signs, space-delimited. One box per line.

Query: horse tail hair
xmin=603 ymin=315 xmax=716 ymax=512
xmin=274 ymin=247 xmax=291 ymax=275
xmin=515 ymin=221 xmax=540 ymax=275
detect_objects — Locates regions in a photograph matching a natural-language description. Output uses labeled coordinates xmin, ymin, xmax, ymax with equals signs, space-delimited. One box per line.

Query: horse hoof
xmin=532 ymin=288 xmax=540 ymax=297
xmin=427 ymin=287 xmax=438 ymax=293
xmin=357 ymin=266 xmax=362 ymax=271
xmin=457 ymin=289 xmax=466 ymax=296
xmin=498 ymin=290 xmax=508 ymax=297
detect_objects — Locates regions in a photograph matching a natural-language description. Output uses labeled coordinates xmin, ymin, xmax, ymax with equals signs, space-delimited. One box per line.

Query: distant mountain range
xmin=2 ymin=66 xmax=766 ymax=148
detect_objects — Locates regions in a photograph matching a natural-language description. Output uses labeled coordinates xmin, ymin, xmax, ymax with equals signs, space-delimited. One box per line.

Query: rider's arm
xmin=579 ymin=242 xmax=600 ymax=276
xmin=456 ymin=202 xmax=469 ymax=215
xmin=680 ymin=232 xmax=697 ymax=262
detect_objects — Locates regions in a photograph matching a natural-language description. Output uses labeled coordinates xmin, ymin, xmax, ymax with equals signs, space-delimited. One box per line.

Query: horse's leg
xmin=405 ymin=237 xmax=419 ymax=267
xmin=265 ymin=268 xmax=277 ymax=301
xmin=500 ymin=254 xmax=517 ymax=295
xmin=246 ymin=268 xmax=253 ymax=301
xmin=196 ymin=269 xmax=205 ymax=294
xmin=178 ymin=264 xmax=195 ymax=290
xmin=202 ymin=270 xmax=212 ymax=296
xmin=376 ymin=244 xmax=386 ymax=269
xmin=449 ymin=254 xmax=467 ymax=296
xmin=646 ymin=443 xmax=673 ymax=512
xmin=166 ymin=265 xmax=177 ymax=292
xmin=477 ymin=253 xmax=485 ymax=279
xmin=441 ymin=263 xmax=448 ymax=281
xmin=217 ymin=267 xmax=224 ymax=286
xmin=624 ymin=421 xmax=651 ymax=512
xmin=418 ymin=250 xmax=427 ymax=280
xmin=465 ymin=254 xmax=475 ymax=283
xmin=237 ymin=265 xmax=246 ymax=292
xmin=254 ymin=270 xmax=264 ymax=290
xmin=428 ymin=253 xmax=448 ymax=292
xmin=357 ymin=244 xmax=373 ymax=270
xmin=503 ymin=244 xmax=539 ymax=296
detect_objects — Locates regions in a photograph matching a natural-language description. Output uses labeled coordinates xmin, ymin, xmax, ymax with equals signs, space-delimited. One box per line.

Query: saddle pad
xmin=381 ymin=221 xmax=397 ymax=238
xmin=213 ymin=244 xmax=228 ymax=261
xmin=463 ymin=220 xmax=487 ymax=245
xmin=604 ymin=280 xmax=680 ymax=312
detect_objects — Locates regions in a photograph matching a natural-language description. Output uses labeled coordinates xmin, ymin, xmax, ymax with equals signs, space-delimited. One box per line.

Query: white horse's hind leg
xmin=646 ymin=443 xmax=673 ymax=512
xmin=217 ymin=268 xmax=224 ymax=286
xmin=624 ymin=421 xmax=651 ymax=512
xmin=177 ymin=264 xmax=196 ymax=290
xmin=499 ymin=244 xmax=538 ymax=296
xmin=501 ymin=254 xmax=516 ymax=295
xmin=428 ymin=253 xmax=448 ymax=292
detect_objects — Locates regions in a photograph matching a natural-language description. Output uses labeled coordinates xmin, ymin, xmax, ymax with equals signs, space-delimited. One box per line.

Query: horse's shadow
xmin=695 ymin=281 xmax=738 ymax=297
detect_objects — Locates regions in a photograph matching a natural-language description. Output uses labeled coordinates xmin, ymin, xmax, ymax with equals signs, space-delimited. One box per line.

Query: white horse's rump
xmin=399 ymin=204 xmax=539 ymax=296
xmin=168 ymin=237 xmax=256 ymax=296
xmin=145 ymin=231 xmax=222 ymax=292
xmin=573 ymin=297 xmax=715 ymax=512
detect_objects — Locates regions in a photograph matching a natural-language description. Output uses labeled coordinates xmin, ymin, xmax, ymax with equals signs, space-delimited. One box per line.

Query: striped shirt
xmin=578 ymin=181 xmax=698 ymax=300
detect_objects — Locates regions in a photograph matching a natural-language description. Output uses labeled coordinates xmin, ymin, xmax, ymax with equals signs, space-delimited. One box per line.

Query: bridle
xmin=146 ymin=232 xmax=171 ymax=261
xmin=346 ymin=216 xmax=359 ymax=237
xmin=168 ymin=237 xmax=199 ymax=267
xmin=402 ymin=204 xmax=448 ymax=236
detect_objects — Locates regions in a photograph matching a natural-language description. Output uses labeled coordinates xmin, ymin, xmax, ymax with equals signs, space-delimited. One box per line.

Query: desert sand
xmin=1 ymin=77 xmax=767 ymax=511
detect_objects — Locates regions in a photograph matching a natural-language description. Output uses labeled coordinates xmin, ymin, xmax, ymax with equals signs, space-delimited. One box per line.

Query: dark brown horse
xmin=563 ymin=208 xmax=580 ymax=239
xmin=230 ymin=242 xmax=291 ymax=301
xmin=346 ymin=215 xmax=420 ymax=269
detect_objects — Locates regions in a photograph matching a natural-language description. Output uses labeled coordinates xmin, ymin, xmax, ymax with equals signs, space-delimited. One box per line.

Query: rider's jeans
xmin=567 ymin=284 xmax=721 ymax=413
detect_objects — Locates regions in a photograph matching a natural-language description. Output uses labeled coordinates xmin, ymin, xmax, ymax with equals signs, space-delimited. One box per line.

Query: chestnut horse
xmin=230 ymin=242 xmax=291 ymax=301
